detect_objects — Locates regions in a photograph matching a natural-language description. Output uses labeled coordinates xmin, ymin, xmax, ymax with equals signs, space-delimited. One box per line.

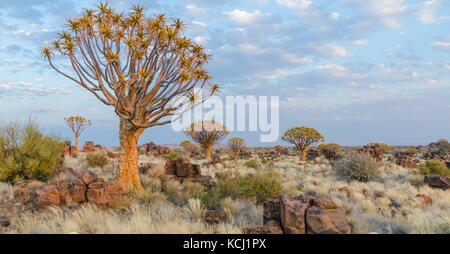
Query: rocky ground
xmin=0 ymin=143 xmax=449 ymax=234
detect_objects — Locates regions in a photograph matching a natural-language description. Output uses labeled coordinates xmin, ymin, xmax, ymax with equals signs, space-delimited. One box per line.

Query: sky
xmin=0 ymin=0 xmax=449 ymax=147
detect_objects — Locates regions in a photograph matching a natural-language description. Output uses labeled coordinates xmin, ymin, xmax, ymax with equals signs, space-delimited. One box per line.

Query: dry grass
xmin=2 ymin=150 xmax=449 ymax=234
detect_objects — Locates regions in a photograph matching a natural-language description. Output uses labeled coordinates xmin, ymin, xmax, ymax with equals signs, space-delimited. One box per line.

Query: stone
xmin=86 ymin=181 xmax=125 ymax=209
xmin=306 ymin=206 xmax=350 ymax=234
xmin=204 ymin=209 xmax=228 ymax=224
xmin=70 ymin=178 xmax=87 ymax=203
xmin=279 ymin=194 xmax=313 ymax=234
xmin=106 ymin=150 xmax=119 ymax=159
xmin=32 ymin=183 xmax=63 ymax=209
xmin=165 ymin=158 xmax=201 ymax=178
xmin=263 ymin=199 xmax=281 ymax=224
xmin=165 ymin=160 xmax=177 ymax=175
xmin=0 ymin=217 xmax=10 ymax=227
xmin=244 ymin=220 xmax=284 ymax=234
xmin=176 ymin=157 xmax=192 ymax=177
xmin=374 ymin=190 xmax=385 ymax=199
xmin=63 ymin=141 xmax=76 ymax=156
xmin=13 ymin=180 xmax=42 ymax=199
xmin=415 ymin=194 xmax=433 ymax=205
xmin=424 ymin=175 xmax=450 ymax=190
xmin=83 ymin=141 xmax=96 ymax=153
xmin=312 ymin=197 xmax=338 ymax=209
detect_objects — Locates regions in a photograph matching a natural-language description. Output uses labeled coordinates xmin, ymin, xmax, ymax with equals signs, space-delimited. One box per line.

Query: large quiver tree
xmin=282 ymin=126 xmax=324 ymax=161
xmin=42 ymin=3 xmax=220 ymax=189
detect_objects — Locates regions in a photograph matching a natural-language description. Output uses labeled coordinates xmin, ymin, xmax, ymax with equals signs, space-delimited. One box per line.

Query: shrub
xmin=0 ymin=120 xmax=64 ymax=183
xmin=244 ymin=159 xmax=260 ymax=169
xmin=163 ymin=152 xmax=179 ymax=160
xmin=362 ymin=143 xmax=392 ymax=161
xmin=86 ymin=154 xmax=109 ymax=168
xmin=317 ymin=143 xmax=341 ymax=161
xmin=418 ymin=160 xmax=450 ymax=176
xmin=261 ymin=158 xmax=268 ymax=165
xmin=334 ymin=152 xmax=381 ymax=182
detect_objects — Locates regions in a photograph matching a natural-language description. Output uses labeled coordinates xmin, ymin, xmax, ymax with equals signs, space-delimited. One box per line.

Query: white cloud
xmin=432 ymin=41 xmax=450 ymax=52
xmin=226 ymin=9 xmax=269 ymax=25
xmin=312 ymin=43 xmax=347 ymax=58
xmin=415 ymin=0 xmax=440 ymax=24
xmin=276 ymin=0 xmax=312 ymax=9
xmin=352 ymin=40 xmax=368 ymax=45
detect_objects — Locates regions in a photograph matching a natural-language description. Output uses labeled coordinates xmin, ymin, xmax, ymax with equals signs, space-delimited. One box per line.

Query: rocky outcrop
xmin=165 ymin=158 xmax=201 ymax=178
xmin=245 ymin=195 xmax=350 ymax=234
xmin=82 ymin=141 xmax=96 ymax=153
xmin=25 ymin=169 xmax=124 ymax=210
xmin=140 ymin=142 xmax=171 ymax=156
xmin=395 ymin=152 xmax=419 ymax=169
xmin=424 ymin=175 xmax=450 ymax=190
xmin=63 ymin=141 xmax=77 ymax=156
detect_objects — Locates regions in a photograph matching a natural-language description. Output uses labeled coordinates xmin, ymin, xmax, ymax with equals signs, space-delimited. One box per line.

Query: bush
xmin=163 ymin=152 xmax=179 ymax=160
xmin=0 ymin=120 xmax=64 ymax=183
xmin=334 ymin=152 xmax=381 ymax=182
xmin=215 ymin=170 xmax=282 ymax=204
xmin=86 ymin=154 xmax=109 ymax=168
xmin=261 ymin=158 xmax=268 ymax=165
xmin=244 ymin=159 xmax=260 ymax=169
xmin=317 ymin=143 xmax=341 ymax=161
xmin=418 ymin=160 xmax=450 ymax=176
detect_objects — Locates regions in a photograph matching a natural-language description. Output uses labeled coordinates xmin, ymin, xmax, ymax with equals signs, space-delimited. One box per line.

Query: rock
xmin=80 ymin=170 xmax=98 ymax=185
xmin=13 ymin=180 xmax=42 ymax=199
xmin=63 ymin=141 xmax=76 ymax=156
xmin=106 ymin=150 xmax=119 ymax=159
xmin=176 ymin=157 xmax=192 ymax=177
xmin=203 ymin=209 xmax=228 ymax=224
xmin=141 ymin=142 xmax=171 ymax=155
xmin=279 ymin=194 xmax=314 ymax=234
xmin=165 ymin=158 xmax=201 ymax=178
xmin=32 ymin=183 xmax=63 ymax=209
xmin=424 ymin=175 xmax=450 ymax=190
xmin=312 ymin=197 xmax=338 ymax=209
xmin=70 ymin=178 xmax=87 ymax=203
xmin=83 ymin=141 xmax=96 ymax=153
xmin=0 ymin=217 xmax=10 ymax=227
xmin=87 ymin=181 xmax=125 ymax=209
xmin=244 ymin=220 xmax=284 ymax=234
xmin=415 ymin=194 xmax=433 ymax=205
xmin=306 ymin=206 xmax=350 ymax=234
xmin=263 ymin=199 xmax=281 ymax=224
xmin=374 ymin=190 xmax=384 ymax=199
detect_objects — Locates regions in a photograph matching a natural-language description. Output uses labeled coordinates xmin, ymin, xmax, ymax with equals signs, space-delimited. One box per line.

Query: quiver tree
xmin=362 ymin=143 xmax=392 ymax=162
xmin=180 ymin=140 xmax=199 ymax=155
xmin=228 ymin=137 xmax=246 ymax=161
xmin=42 ymin=3 xmax=220 ymax=190
xmin=184 ymin=120 xmax=228 ymax=160
xmin=64 ymin=116 xmax=92 ymax=153
xmin=282 ymin=126 xmax=324 ymax=161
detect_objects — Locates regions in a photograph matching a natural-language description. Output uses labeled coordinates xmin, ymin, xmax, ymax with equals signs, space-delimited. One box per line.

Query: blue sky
xmin=0 ymin=0 xmax=449 ymax=147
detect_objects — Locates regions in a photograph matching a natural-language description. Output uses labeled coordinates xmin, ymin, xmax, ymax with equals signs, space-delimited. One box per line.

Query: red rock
xmin=32 ymin=183 xmax=62 ymax=209
xmin=279 ymin=194 xmax=314 ymax=234
xmin=374 ymin=190 xmax=385 ymax=199
xmin=70 ymin=179 xmax=87 ymax=203
xmin=13 ymin=180 xmax=42 ymax=199
xmin=424 ymin=175 xmax=450 ymax=190
xmin=86 ymin=181 xmax=125 ymax=209
xmin=203 ymin=209 xmax=228 ymax=224
xmin=312 ymin=197 xmax=338 ymax=209
xmin=306 ymin=206 xmax=351 ymax=234
xmin=263 ymin=199 xmax=281 ymax=224
xmin=416 ymin=194 xmax=433 ymax=205
xmin=83 ymin=141 xmax=96 ymax=153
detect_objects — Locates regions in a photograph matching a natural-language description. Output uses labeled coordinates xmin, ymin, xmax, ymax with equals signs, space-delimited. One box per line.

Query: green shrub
xmin=334 ymin=152 xmax=381 ymax=182
xmin=261 ymin=158 xmax=268 ymax=165
xmin=418 ymin=160 xmax=450 ymax=176
xmin=86 ymin=154 xmax=109 ymax=168
xmin=220 ymin=157 xmax=232 ymax=162
xmin=0 ymin=120 xmax=64 ymax=183
xmin=163 ymin=152 xmax=179 ymax=160
xmin=244 ymin=159 xmax=260 ymax=169
xmin=214 ymin=170 xmax=282 ymax=204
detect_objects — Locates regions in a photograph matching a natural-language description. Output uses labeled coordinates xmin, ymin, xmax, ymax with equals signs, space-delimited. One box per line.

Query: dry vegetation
xmin=1 ymin=146 xmax=449 ymax=234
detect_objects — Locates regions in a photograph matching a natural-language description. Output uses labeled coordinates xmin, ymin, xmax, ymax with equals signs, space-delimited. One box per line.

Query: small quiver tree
xmin=363 ymin=143 xmax=392 ymax=162
xmin=184 ymin=120 xmax=228 ymax=160
xmin=64 ymin=116 xmax=92 ymax=153
xmin=228 ymin=137 xmax=246 ymax=161
xmin=282 ymin=126 xmax=324 ymax=161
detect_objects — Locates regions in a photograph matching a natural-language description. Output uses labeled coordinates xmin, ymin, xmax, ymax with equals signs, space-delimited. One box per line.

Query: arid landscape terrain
xmin=1 ymin=134 xmax=449 ymax=234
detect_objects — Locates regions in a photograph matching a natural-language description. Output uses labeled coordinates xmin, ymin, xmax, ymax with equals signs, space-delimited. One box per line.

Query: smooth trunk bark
xmin=118 ymin=119 xmax=144 ymax=190
xmin=232 ymin=150 xmax=238 ymax=161
xmin=75 ymin=135 xmax=79 ymax=153
xmin=204 ymin=145 xmax=212 ymax=160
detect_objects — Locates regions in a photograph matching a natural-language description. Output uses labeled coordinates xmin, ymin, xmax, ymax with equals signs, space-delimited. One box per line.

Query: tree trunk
xmin=118 ymin=119 xmax=144 ymax=191
xmin=298 ymin=146 xmax=309 ymax=161
xmin=232 ymin=150 xmax=238 ymax=161
xmin=74 ymin=135 xmax=79 ymax=153
xmin=204 ymin=145 xmax=212 ymax=160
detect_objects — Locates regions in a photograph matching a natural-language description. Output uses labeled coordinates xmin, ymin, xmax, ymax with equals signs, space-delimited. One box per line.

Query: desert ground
xmin=1 ymin=140 xmax=449 ymax=234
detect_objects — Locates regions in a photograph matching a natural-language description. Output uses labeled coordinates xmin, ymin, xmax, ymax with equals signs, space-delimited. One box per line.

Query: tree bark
xmin=204 ymin=144 xmax=212 ymax=160
xmin=232 ymin=150 xmax=238 ymax=161
xmin=298 ymin=146 xmax=309 ymax=161
xmin=75 ymin=135 xmax=79 ymax=153
xmin=118 ymin=119 xmax=144 ymax=190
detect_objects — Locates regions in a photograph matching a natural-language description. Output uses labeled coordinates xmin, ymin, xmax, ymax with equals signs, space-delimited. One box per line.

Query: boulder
xmin=32 ymin=182 xmax=63 ymax=209
xmin=415 ymin=194 xmax=433 ymax=205
xmin=70 ymin=178 xmax=87 ymax=203
xmin=83 ymin=141 xmax=96 ymax=153
xmin=87 ymin=181 xmax=125 ymax=209
xmin=424 ymin=175 xmax=450 ymax=190
xmin=165 ymin=158 xmax=201 ymax=178
xmin=244 ymin=220 xmax=284 ymax=234
xmin=312 ymin=197 xmax=338 ymax=209
xmin=263 ymin=199 xmax=281 ymax=224
xmin=13 ymin=180 xmax=42 ymax=199
xmin=203 ymin=209 xmax=228 ymax=224
xmin=63 ymin=141 xmax=76 ymax=156
xmin=306 ymin=206 xmax=351 ymax=234
xmin=279 ymin=194 xmax=314 ymax=234
xmin=0 ymin=217 xmax=10 ymax=227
